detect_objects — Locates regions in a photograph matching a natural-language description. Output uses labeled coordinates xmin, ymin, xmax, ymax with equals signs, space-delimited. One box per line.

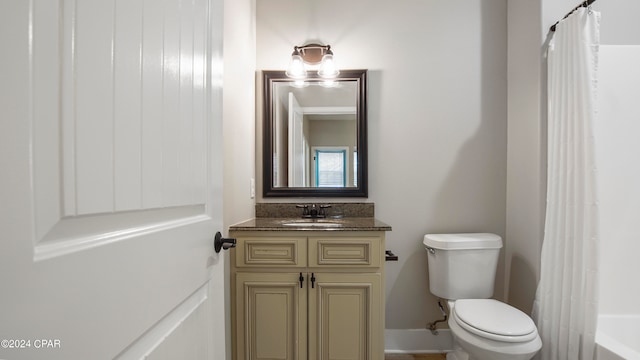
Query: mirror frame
xmin=262 ymin=69 xmax=368 ymax=197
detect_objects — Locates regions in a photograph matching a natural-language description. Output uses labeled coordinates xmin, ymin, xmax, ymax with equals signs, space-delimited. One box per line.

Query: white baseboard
xmin=385 ymin=328 xmax=453 ymax=354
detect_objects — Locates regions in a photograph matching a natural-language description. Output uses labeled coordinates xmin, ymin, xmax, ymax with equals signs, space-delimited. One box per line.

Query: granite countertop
xmin=229 ymin=217 xmax=392 ymax=232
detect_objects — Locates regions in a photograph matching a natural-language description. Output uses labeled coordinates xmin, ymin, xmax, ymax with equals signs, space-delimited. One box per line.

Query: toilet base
xmin=448 ymin=315 xmax=541 ymax=360
xmin=446 ymin=349 xmax=469 ymax=360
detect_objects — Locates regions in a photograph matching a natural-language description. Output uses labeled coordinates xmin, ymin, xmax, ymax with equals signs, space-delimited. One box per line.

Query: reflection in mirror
xmin=263 ymin=70 xmax=367 ymax=197
xmin=273 ymin=82 xmax=357 ymax=188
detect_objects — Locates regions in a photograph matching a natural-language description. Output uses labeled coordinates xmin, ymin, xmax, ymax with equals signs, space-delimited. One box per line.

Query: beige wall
xmin=504 ymin=0 xmax=545 ymax=314
xmin=255 ymin=0 xmax=508 ymax=330
xmin=223 ymin=0 xmax=256 ymax=230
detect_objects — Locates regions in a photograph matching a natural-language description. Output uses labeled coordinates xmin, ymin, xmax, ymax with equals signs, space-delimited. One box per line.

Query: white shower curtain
xmin=532 ymin=7 xmax=601 ymax=360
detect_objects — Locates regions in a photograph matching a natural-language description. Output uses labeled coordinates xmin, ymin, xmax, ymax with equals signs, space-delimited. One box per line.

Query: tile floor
xmin=385 ymin=354 xmax=447 ymax=360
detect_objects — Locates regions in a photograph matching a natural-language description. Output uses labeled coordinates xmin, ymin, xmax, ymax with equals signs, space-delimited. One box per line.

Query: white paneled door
xmin=0 ymin=0 xmax=226 ymax=359
xmin=288 ymin=93 xmax=306 ymax=187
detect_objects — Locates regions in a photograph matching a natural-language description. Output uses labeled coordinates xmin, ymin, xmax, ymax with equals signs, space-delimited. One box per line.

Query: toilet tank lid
xmin=423 ymin=233 xmax=502 ymax=250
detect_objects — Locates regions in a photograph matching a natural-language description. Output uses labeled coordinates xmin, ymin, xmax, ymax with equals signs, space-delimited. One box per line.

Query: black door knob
xmin=214 ymin=232 xmax=236 ymax=253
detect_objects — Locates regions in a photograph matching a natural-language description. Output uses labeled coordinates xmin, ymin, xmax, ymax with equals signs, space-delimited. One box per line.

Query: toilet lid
xmin=453 ymin=299 xmax=537 ymax=342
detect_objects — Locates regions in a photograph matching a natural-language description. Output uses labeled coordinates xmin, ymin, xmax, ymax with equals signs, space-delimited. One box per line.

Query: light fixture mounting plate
xmin=297 ymin=44 xmax=329 ymax=65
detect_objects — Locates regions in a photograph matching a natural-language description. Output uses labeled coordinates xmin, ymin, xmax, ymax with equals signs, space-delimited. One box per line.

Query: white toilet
xmin=423 ymin=233 xmax=542 ymax=360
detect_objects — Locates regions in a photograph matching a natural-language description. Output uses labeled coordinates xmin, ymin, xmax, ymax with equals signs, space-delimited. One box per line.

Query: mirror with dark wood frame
xmin=262 ymin=69 xmax=367 ymax=197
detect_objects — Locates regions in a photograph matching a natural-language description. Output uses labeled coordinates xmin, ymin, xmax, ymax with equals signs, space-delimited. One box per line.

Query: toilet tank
xmin=423 ymin=233 xmax=502 ymax=300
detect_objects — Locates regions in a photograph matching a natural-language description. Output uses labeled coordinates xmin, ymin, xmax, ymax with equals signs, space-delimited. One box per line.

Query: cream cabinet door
xmin=307 ymin=273 xmax=383 ymax=360
xmin=235 ymin=272 xmax=307 ymax=360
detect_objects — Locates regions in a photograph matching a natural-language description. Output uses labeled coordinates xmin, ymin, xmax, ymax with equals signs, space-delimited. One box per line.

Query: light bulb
xmin=318 ymin=52 xmax=339 ymax=79
xmin=285 ymin=51 xmax=307 ymax=79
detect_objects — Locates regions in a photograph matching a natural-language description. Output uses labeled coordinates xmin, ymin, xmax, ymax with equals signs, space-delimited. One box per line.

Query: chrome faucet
xmin=296 ymin=204 xmax=331 ymax=218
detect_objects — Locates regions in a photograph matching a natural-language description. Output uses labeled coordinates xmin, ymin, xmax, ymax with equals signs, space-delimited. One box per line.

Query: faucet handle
xmin=296 ymin=204 xmax=310 ymax=216
xmin=318 ymin=204 xmax=331 ymax=217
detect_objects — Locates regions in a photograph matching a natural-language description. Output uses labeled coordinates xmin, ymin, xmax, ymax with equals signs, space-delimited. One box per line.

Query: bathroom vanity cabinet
xmin=229 ymin=229 xmax=388 ymax=360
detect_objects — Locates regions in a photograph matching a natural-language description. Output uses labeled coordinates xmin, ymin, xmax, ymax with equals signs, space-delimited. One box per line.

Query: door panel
xmin=288 ymin=92 xmax=306 ymax=187
xmin=0 ymin=0 xmax=225 ymax=359
xmin=308 ymin=236 xmax=381 ymax=267
xmin=308 ymin=273 xmax=382 ymax=360
xmin=145 ymin=301 xmax=211 ymax=360
xmin=236 ymin=236 xmax=307 ymax=267
xmin=235 ymin=273 xmax=307 ymax=360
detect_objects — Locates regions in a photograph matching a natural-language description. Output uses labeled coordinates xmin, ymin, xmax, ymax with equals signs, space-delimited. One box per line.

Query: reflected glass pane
xmin=316 ymin=150 xmax=345 ymax=187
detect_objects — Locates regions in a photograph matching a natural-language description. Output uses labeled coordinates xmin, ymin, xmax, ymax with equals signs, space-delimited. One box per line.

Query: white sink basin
xmin=281 ymin=222 xmax=343 ymax=227
xmin=281 ymin=220 xmax=343 ymax=227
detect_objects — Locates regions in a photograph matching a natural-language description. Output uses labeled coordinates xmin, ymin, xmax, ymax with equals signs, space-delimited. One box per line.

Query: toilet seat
xmin=453 ymin=299 xmax=538 ymax=343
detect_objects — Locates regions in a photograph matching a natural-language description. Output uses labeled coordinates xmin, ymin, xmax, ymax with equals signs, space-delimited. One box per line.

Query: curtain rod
xmin=550 ymin=0 xmax=597 ymax=32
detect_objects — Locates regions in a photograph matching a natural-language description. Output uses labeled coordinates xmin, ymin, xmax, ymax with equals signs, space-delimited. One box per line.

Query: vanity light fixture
xmin=285 ymin=44 xmax=339 ymax=79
